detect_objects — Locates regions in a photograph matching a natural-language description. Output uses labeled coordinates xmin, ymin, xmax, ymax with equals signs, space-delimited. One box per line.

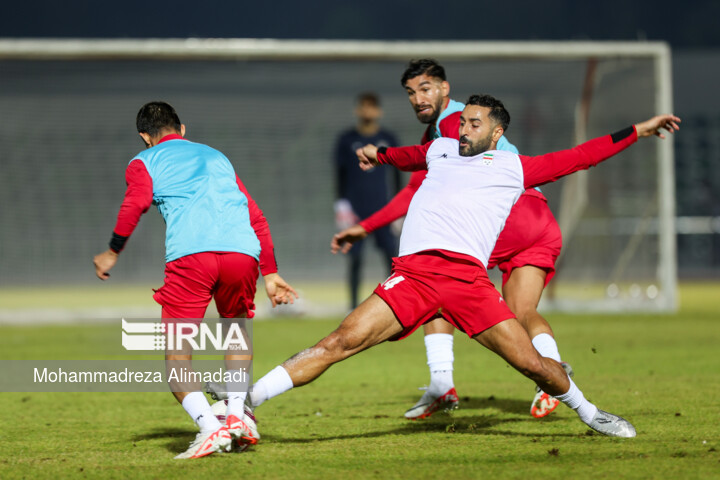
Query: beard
xmin=414 ymin=97 xmax=444 ymax=124
xmin=458 ymin=134 xmax=493 ymax=157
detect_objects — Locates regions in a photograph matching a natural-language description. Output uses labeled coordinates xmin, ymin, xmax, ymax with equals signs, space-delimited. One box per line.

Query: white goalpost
xmin=0 ymin=39 xmax=676 ymax=312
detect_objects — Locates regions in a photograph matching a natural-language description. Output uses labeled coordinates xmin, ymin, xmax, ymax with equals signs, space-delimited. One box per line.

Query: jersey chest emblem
xmin=482 ymin=153 xmax=494 ymax=166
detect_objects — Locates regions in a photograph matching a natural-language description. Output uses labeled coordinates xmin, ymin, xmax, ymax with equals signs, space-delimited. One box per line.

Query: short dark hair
xmin=136 ymin=101 xmax=182 ymax=137
xmin=356 ymin=92 xmax=380 ymax=106
xmin=465 ymin=94 xmax=511 ymax=132
xmin=401 ymin=59 xmax=446 ymax=86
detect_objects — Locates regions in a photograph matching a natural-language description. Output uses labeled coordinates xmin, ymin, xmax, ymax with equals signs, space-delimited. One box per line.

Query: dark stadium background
xmin=2 ymin=0 xmax=718 ymax=47
xmin=2 ymin=0 xmax=718 ymax=278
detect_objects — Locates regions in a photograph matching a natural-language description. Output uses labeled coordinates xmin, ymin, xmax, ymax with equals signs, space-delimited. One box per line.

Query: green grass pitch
xmin=0 ymin=283 xmax=719 ymax=479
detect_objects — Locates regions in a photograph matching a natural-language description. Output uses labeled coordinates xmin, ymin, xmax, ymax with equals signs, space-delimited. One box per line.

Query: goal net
xmin=0 ymin=39 xmax=676 ymax=313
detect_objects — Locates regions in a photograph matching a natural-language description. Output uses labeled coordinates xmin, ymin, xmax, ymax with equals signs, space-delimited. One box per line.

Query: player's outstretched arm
xmin=263 ymin=273 xmax=298 ymax=307
xmin=521 ymin=114 xmax=681 ymax=189
xmin=331 ymin=224 xmax=369 ymax=254
xmin=358 ymin=142 xmax=431 ymax=172
xmin=635 ymin=114 xmax=681 ymax=139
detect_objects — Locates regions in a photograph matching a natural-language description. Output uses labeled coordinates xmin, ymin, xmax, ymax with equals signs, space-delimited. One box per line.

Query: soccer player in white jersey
xmin=243 ymin=94 xmax=679 ymax=439
xmin=332 ymin=59 xmax=569 ymax=419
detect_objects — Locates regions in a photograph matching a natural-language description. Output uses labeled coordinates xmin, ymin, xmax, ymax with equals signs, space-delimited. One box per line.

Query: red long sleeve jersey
xmin=357 ymin=112 xmax=462 ymax=233
xmin=375 ymin=127 xmax=638 ymax=267
xmin=112 ymin=159 xmax=278 ymax=275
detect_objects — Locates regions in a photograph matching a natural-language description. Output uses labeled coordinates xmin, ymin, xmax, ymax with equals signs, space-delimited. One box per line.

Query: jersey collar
xmin=157 ymin=133 xmax=186 ymax=144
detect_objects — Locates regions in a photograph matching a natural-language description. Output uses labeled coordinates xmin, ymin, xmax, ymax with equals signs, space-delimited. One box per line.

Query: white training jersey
xmin=398 ymin=137 xmax=525 ymax=267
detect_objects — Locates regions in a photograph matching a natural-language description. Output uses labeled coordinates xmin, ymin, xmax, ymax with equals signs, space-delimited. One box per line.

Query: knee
xmin=513 ymin=354 xmax=546 ymax=381
xmin=508 ymin=301 xmax=537 ymax=323
xmin=314 ymin=330 xmax=358 ymax=361
xmin=507 ymin=301 xmax=537 ymax=327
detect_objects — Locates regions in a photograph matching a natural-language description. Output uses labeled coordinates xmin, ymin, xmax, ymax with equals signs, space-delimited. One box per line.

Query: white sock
xmin=531 ymin=333 xmax=562 ymax=363
xmin=225 ymin=369 xmax=248 ymax=419
xmin=425 ymin=333 xmax=454 ymax=394
xmin=555 ymin=378 xmax=598 ymax=424
xmin=249 ymin=365 xmax=294 ymax=408
xmin=182 ymin=391 xmax=222 ymax=433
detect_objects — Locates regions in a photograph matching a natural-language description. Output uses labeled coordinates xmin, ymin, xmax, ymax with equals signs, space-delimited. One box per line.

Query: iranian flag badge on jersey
xmin=482 ymin=153 xmax=493 ymax=166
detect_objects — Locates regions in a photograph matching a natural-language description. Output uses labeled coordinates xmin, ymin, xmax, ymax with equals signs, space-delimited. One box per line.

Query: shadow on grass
xmin=132 ymin=427 xmax=198 ymax=453
xmin=262 ymin=418 xmax=578 ymax=445
xmin=452 ymin=394 xmax=531 ymax=415
xmin=129 ymin=396 xmax=578 ymax=451
xmin=263 ymin=396 xmax=577 ymax=444
xmin=345 ymin=394 xmax=533 ymax=418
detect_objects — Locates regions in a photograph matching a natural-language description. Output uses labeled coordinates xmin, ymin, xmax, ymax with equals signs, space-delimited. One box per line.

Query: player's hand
xmin=635 ymin=114 xmax=681 ymax=139
xmin=356 ymin=144 xmax=379 ymax=171
xmin=331 ymin=224 xmax=369 ymax=254
xmin=263 ymin=273 xmax=298 ymax=308
xmin=93 ymin=249 xmax=118 ymax=280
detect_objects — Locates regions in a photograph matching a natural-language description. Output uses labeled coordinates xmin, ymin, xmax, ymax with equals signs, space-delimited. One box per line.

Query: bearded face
xmin=404 ymin=74 xmax=449 ymax=125
xmin=458 ymin=131 xmax=494 ymax=157
xmin=458 ymin=105 xmax=500 ymax=157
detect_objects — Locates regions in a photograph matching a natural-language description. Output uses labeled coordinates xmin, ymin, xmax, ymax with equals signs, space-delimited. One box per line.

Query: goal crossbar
xmin=0 ymin=38 xmax=670 ymax=61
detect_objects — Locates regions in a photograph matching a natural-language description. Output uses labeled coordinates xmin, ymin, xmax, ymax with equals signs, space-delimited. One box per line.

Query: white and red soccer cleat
xmin=404 ymin=387 xmax=459 ymax=420
xmin=174 ymin=427 xmax=232 ymax=459
xmin=225 ymin=404 xmax=260 ymax=449
xmin=530 ymin=389 xmax=561 ymax=418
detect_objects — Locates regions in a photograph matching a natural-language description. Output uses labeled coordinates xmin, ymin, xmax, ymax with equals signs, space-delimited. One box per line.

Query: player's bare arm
xmin=93 ymin=249 xmax=119 ymax=280
xmin=263 ymin=273 xmax=298 ymax=307
xmin=635 ymin=114 xmax=681 ymax=138
xmin=330 ymin=224 xmax=369 ymax=254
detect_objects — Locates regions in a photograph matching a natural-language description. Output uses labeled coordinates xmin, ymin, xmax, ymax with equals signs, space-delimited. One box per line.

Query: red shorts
xmin=374 ymin=251 xmax=516 ymax=340
xmin=153 ymin=252 xmax=259 ymax=324
xmin=488 ymin=191 xmax=562 ymax=287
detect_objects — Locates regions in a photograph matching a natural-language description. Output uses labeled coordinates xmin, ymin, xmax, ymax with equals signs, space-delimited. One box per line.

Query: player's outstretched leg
xmin=405 ymin=316 xmax=459 ymax=420
xmin=249 ymin=294 xmax=403 ymax=408
xmin=474 ymin=318 xmax=636 ymax=438
xmin=502 ymin=265 xmax=574 ymax=419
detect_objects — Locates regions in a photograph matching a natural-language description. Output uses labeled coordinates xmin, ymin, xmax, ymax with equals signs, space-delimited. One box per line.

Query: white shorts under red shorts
xmin=373 ymin=250 xmax=516 ymax=340
xmin=488 ymin=191 xmax=562 ymax=287
xmin=153 ymin=251 xmax=259 ymax=324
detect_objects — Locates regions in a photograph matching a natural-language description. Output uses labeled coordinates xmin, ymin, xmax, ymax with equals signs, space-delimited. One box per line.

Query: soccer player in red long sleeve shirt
xmin=93 ymin=102 xmax=297 ymax=459
xmin=246 ymin=94 xmax=678 ymax=439
xmin=332 ymin=59 xmax=567 ymax=419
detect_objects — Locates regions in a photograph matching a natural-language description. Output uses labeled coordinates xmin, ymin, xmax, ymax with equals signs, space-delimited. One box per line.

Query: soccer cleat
xmin=404 ymin=387 xmax=459 ymax=420
xmin=174 ymin=427 xmax=232 ymax=459
xmin=205 ymin=381 xmax=228 ymax=401
xmin=531 ymin=389 xmax=560 ymax=418
xmin=587 ymin=409 xmax=637 ymax=438
xmin=225 ymin=404 xmax=260 ymax=447
xmin=530 ymin=362 xmax=575 ymax=418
